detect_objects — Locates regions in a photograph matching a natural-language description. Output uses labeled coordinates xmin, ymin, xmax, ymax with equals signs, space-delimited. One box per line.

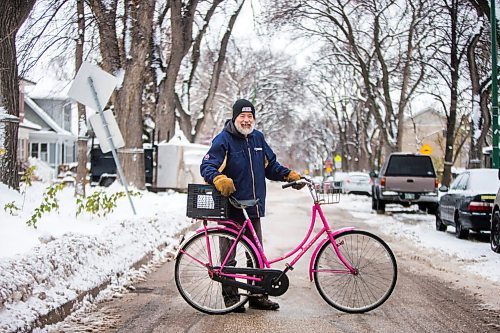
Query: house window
xmin=40 ymin=143 xmax=48 ymax=162
xmin=66 ymin=144 xmax=74 ymax=163
xmin=31 ymin=143 xmax=39 ymax=158
xmin=18 ymin=139 xmax=25 ymax=161
xmin=63 ymin=103 xmax=72 ymax=131
xmin=49 ymin=143 xmax=56 ymax=165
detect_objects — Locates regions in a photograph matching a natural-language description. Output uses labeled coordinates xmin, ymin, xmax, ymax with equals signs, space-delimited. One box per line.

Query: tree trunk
xmin=88 ymin=0 xmax=155 ymax=189
xmin=75 ymin=0 xmax=87 ymax=196
xmin=156 ymin=0 xmax=198 ymax=142
xmin=0 ymin=0 xmax=36 ymax=189
xmin=442 ymin=0 xmax=459 ymax=187
xmin=192 ymin=1 xmax=244 ymax=142
xmin=114 ymin=0 xmax=156 ymax=189
xmin=467 ymin=32 xmax=483 ymax=168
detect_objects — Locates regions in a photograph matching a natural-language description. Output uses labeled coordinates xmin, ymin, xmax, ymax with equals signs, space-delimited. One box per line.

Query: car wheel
xmin=435 ymin=214 xmax=447 ymax=232
xmin=376 ymin=199 xmax=385 ymax=214
xmin=491 ymin=211 xmax=500 ymax=253
xmin=426 ymin=204 xmax=438 ymax=215
xmin=455 ymin=218 xmax=469 ymax=239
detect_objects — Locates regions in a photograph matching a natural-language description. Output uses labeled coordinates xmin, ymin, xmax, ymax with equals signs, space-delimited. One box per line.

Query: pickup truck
xmin=371 ymin=153 xmax=439 ymax=214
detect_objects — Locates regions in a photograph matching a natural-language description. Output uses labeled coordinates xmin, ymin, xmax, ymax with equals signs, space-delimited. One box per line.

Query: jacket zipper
xmin=246 ymin=137 xmax=259 ymax=217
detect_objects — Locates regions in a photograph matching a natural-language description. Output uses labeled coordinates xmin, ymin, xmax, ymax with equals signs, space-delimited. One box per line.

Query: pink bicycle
xmin=175 ymin=178 xmax=397 ymax=314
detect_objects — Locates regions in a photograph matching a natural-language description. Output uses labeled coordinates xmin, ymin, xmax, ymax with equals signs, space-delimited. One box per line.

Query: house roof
xmin=26 ymin=77 xmax=72 ymax=100
xmin=24 ymin=96 xmax=73 ymax=136
xmin=19 ymin=118 xmax=42 ymax=130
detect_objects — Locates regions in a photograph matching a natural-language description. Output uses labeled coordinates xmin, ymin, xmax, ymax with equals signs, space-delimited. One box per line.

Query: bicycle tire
xmin=175 ymin=229 xmax=259 ymax=314
xmin=313 ymin=230 xmax=397 ymax=313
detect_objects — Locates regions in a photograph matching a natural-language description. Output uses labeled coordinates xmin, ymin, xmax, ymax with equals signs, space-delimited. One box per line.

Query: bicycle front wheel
xmin=313 ymin=230 xmax=397 ymax=313
xmin=175 ymin=230 xmax=258 ymax=314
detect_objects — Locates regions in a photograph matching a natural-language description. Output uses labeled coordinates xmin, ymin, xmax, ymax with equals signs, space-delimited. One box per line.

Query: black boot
xmin=224 ymin=296 xmax=246 ymax=313
xmin=248 ymin=295 xmax=280 ymax=310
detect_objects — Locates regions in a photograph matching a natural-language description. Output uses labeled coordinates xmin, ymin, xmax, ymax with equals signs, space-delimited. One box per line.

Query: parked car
xmin=326 ymin=172 xmax=349 ymax=193
xmin=371 ymin=153 xmax=439 ymax=214
xmin=343 ymin=172 xmax=372 ymax=196
xmin=436 ymin=168 xmax=500 ymax=239
xmin=311 ymin=175 xmax=342 ymax=194
xmin=311 ymin=176 xmax=329 ymax=194
xmin=490 ymin=169 xmax=500 ymax=253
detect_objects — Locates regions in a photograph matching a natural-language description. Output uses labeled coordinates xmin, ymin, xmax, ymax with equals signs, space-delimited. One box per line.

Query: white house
xmin=20 ymin=78 xmax=78 ymax=169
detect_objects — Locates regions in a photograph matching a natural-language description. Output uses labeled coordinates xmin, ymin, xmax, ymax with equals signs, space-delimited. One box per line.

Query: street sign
xmin=88 ymin=110 xmax=125 ymax=153
xmin=420 ymin=144 xmax=433 ymax=155
xmin=68 ymin=63 xmax=136 ymax=215
xmin=334 ymin=154 xmax=342 ymax=168
xmin=68 ymin=62 xmax=117 ymax=112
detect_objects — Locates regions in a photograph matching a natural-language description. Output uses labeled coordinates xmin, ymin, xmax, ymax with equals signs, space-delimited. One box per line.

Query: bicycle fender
xmin=308 ymin=227 xmax=355 ymax=281
xmin=177 ymin=226 xmax=264 ymax=268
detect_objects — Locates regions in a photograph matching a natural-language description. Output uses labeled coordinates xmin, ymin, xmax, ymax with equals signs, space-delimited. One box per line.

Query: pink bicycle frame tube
xmin=308 ymin=204 xmax=355 ymax=280
xmin=195 ymin=222 xmax=265 ymax=269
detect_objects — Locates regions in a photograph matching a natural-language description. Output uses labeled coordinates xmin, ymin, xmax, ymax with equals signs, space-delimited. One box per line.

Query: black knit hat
xmin=232 ymin=99 xmax=255 ymax=121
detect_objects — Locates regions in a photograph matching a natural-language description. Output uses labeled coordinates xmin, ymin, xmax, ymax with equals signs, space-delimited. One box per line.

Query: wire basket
xmin=186 ymin=184 xmax=229 ymax=219
xmin=312 ymin=182 xmax=341 ymax=204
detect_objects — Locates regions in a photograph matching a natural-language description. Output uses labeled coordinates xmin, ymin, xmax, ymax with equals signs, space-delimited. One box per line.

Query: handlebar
xmin=282 ymin=177 xmax=311 ymax=189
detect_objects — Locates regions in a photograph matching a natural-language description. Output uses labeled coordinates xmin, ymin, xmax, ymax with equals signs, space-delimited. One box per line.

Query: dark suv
xmin=371 ymin=153 xmax=439 ymax=214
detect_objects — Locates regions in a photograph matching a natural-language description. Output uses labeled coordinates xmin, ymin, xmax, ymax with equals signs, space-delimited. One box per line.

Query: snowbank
xmin=0 ymin=182 xmax=190 ymax=332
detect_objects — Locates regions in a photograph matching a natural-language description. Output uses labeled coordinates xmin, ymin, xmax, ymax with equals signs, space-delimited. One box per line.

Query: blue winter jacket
xmin=200 ymin=119 xmax=291 ymax=218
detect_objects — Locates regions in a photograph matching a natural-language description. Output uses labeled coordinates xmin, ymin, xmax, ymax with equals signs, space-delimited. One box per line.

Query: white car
xmin=343 ymin=172 xmax=372 ymax=196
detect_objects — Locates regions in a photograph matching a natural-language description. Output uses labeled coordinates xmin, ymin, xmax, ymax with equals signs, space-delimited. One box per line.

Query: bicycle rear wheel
xmin=175 ymin=230 xmax=258 ymax=314
xmin=313 ymin=230 xmax=397 ymax=313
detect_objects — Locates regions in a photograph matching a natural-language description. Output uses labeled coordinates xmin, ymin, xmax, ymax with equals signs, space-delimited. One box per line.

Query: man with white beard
xmin=200 ymin=98 xmax=303 ymax=312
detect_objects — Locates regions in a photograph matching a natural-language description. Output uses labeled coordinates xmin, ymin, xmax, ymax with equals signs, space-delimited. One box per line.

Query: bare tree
xmin=155 ymin=0 xmax=199 ymax=142
xmin=214 ymin=45 xmax=311 ymax=156
xmin=264 ymin=0 xmax=434 ymax=159
xmin=0 ymin=0 xmax=37 ymax=189
xmin=467 ymin=27 xmax=491 ymax=168
xmin=154 ymin=0 xmax=247 ymax=142
xmin=88 ymin=0 xmax=156 ymax=189
xmin=425 ymin=0 xmax=478 ymax=185
xmin=308 ymin=51 xmax=376 ymax=171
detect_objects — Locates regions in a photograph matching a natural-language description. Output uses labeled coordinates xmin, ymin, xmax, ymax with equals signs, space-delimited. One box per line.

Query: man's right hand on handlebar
xmin=285 ymin=170 xmax=306 ymax=190
xmin=213 ymin=174 xmax=236 ymax=197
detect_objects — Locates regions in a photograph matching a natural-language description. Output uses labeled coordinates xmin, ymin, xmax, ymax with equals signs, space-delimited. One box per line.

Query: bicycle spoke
xmin=314 ymin=230 xmax=397 ymax=313
xmin=175 ymin=230 xmax=258 ymax=314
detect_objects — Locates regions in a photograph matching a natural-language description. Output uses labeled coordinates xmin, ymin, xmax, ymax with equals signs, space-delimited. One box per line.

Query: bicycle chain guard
xmin=214 ymin=267 xmax=289 ymax=296
xmin=263 ymin=273 xmax=289 ymax=296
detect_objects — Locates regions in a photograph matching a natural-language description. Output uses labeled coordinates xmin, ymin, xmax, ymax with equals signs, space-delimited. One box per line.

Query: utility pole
xmin=491 ymin=0 xmax=499 ymax=168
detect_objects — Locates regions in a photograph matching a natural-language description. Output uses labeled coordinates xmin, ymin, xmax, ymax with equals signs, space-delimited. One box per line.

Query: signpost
xmin=68 ymin=62 xmax=136 ymax=214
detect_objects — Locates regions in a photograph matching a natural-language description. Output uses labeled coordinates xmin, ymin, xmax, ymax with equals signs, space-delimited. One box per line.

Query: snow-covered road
xmin=1 ymin=181 xmax=499 ymax=332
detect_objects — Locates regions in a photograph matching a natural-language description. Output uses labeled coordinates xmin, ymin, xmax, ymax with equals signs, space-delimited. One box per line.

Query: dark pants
xmin=220 ymin=217 xmax=262 ymax=301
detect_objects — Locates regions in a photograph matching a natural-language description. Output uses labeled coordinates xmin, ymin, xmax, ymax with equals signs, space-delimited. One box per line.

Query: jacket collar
xmin=224 ymin=119 xmax=254 ymax=139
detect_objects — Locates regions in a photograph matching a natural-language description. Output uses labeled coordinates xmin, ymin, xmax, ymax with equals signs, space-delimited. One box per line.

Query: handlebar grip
xmin=282 ymin=181 xmax=296 ymax=189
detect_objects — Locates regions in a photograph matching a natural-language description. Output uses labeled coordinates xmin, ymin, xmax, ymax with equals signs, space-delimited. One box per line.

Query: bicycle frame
xmin=193 ymin=200 xmax=357 ymax=283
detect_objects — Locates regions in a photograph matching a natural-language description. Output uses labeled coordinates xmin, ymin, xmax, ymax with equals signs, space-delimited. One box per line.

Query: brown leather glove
xmin=286 ymin=170 xmax=306 ymax=190
xmin=213 ymin=174 xmax=236 ymax=197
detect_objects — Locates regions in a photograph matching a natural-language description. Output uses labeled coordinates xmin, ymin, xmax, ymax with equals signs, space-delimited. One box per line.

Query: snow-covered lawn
xmin=0 ymin=181 xmax=190 ymax=332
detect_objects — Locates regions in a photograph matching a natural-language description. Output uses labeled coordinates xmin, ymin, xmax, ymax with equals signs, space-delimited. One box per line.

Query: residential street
xmin=45 ymin=183 xmax=500 ymax=333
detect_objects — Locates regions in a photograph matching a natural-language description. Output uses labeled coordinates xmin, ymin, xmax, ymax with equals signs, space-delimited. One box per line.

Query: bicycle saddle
xmin=229 ymin=197 xmax=260 ymax=209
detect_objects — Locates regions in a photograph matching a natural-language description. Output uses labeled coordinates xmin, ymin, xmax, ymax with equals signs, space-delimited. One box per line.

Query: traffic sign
xmin=334 ymin=154 xmax=342 ymax=169
xmin=420 ymin=144 xmax=432 ymax=155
